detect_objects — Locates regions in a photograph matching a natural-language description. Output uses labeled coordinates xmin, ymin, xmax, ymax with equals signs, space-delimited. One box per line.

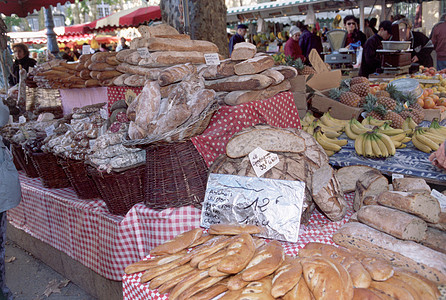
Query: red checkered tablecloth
xmin=122 ymin=193 xmax=355 ymax=299
xmin=191 ymin=91 xmax=302 ymax=167
xmin=8 ymin=172 xmax=202 ymax=281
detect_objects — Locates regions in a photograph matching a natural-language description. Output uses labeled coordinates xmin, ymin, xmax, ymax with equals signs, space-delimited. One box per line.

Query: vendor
xmin=229 ymin=24 xmax=248 ymax=56
xmin=359 ymin=20 xmax=393 ymax=78
xmin=8 ymin=43 xmax=36 ymax=87
xmin=284 ymin=26 xmax=305 ymax=61
xmin=344 ymin=15 xmax=367 ymax=48
xmin=393 ymin=16 xmax=434 ymax=68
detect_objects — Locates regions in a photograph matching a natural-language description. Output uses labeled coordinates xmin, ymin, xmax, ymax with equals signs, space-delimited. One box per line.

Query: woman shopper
xmin=284 ymin=26 xmax=305 ymax=61
xmin=8 ymin=43 xmax=36 ymax=87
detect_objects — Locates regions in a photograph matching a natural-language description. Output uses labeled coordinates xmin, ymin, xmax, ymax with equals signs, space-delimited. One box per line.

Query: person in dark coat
xmin=296 ymin=22 xmax=317 ymax=60
xmin=369 ymin=18 xmax=378 ymax=34
xmin=359 ymin=20 xmax=393 ymax=78
xmin=229 ymin=24 xmax=248 ymax=56
xmin=343 ymin=15 xmax=367 ymax=47
xmin=8 ymin=43 xmax=36 ymax=87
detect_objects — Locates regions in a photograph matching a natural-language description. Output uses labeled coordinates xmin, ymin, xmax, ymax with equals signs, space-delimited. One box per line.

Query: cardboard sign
xmin=137 ymin=47 xmax=152 ymax=59
xmin=82 ymin=45 xmax=91 ymax=55
xmin=204 ymin=53 xmax=220 ymax=65
xmin=248 ymin=147 xmax=279 ymax=177
xmin=308 ymin=48 xmax=329 ymax=74
xmin=201 ymin=174 xmax=306 ymax=242
xmin=431 ymin=189 xmax=446 ymax=210
xmin=392 ymin=173 xmax=404 ymax=180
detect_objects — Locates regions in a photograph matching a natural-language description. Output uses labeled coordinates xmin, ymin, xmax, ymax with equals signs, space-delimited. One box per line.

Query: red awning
xmin=87 ymin=6 xmax=161 ymax=31
xmin=64 ymin=23 xmax=91 ymax=35
xmin=0 ymin=0 xmax=78 ymax=18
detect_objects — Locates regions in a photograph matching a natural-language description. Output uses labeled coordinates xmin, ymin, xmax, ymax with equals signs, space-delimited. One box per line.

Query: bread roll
xmin=225 ymin=125 xmax=306 ymax=158
xmin=234 ymin=55 xmax=275 ymax=75
xmin=392 ymin=177 xmax=431 ymax=193
xmin=271 ymin=256 xmax=302 ymax=298
xmin=217 ymin=233 xmax=256 ymax=274
xmin=333 ymin=222 xmax=446 ymax=284
xmin=242 ymin=240 xmax=284 ymax=281
xmin=377 ymin=191 xmax=440 ymax=223
xmin=231 ymin=42 xmax=256 ymax=60
xmin=357 ymin=205 xmax=427 ymax=242
xmin=150 ymin=227 xmax=202 ymax=256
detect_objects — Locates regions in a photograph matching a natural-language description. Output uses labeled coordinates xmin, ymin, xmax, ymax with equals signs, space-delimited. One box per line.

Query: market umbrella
xmin=0 ymin=0 xmax=78 ymax=18
xmin=87 ymin=6 xmax=161 ymax=32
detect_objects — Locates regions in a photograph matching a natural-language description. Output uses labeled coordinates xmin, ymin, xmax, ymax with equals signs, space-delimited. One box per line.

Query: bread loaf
xmin=96 ymin=70 xmax=123 ymax=81
xmin=168 ymin=269 xmax=210 ymax=300
xmin=84 ymin=79 xmax=100 ymax=87
xmin=78 ymin=53 xmax=92 ymax=64
xmin=113 ymin=74 xmax=131 ymax=86
xmin=205 ymin=74 xmax=273 ymax=92
xmin=150 ymin=228 xmax=202 ymax=255
xmin=157 ymin=268 xmax=199 ymax=294
xmin=139 ymin=51 xmax=206 ymax=67
xmin=215 ymin=233 xmax=256 ymax=274
xmin=238 ymin=277 xmax=274 ymax=300
xmin=144 ymin=23 xmax=179 ymax=37
xmin=271 ymin=256 xmax=302 ymax=298
xmin=333 ymin=222 xmax=446 ymax=284
xmin=369 ymin=280 xmax=417 ymax=300
xmin=91 ymin=51 xmax=117 ymax=63
xmin=88 ymin=62 xmax=116 ymax=71
xmin=208 ymin=224 xmax=262 ymax=235
xmin=301 ymin=256 xmax=354 ymax=300
xmin=225 ymin=125 xmax=306 ymax=158
xmin=270 ymin=65 xmax=298 ymax=79
xmin=234 ymin=55 xmax=275 ymax=75
xmin=260 ymin=69 xmax=285 ymax=85
xmin=392 ymin=177 xmax=431 ymax=193
xmin=223 ymin=90 xmax=262 ymax=106
xmin=311 ymin=164 xmax=347 ymax=221
xmin=123 ymin=74 xmax=146 ymax=87
xmin=105 ymin=56 xmax=120 ymax=66
xmin=377 ymin=191 xmax=440 ymax=223
xmin=392 ymin=268 xmax=440 ymax=300
xmin=357 ymin=205 xmax=427 ymax=242
xmin=116 ymin=63 xmax=162 ymax=80
xmin=420 ymin=226 xmax=446 ymax=254
xmin=199 ymin=59 xmax=237 ymax=80
xmin=242 ymin=240 xmax=284 ymax=281
xmin=79 ymin=69 xmax=92 ymax=80
xmin=179 ymin=275 xmax=227 ymax=300
xmin=133 ymin=80 xmax=162 ymax=133
xmin=116 ymin=49 xmax=136 ymax=62
xmin=124 ymin=250 xmax=186 ymax=274
xmin=336 ymin=165 xmax=376 ymax=193
xmin=258 ymin=79 xmax=291 ymax=100
xmin=282 ymin=274 xmax=314 ymax=300
xmin=188 ymin=281 xmax=228 ymax=300
xmin=146 ymin=37 xmax=219 ymax=53
xmin=197 ymin=249 xmax=226 ymax=270
xmin=354 ymin=170 xmax=389 ymax=211
xmin=149 ymin=263 xmax=195 ymax=290
xmin=158 ymin=63 xmax=195 ymax=86
xmin=352 ymin=288 xmax=383 ymax=300
xmin=231 ymin=42 xmax=256 ymax=60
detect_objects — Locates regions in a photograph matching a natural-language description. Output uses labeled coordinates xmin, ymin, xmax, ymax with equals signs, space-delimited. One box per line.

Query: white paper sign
xmin=137 ymin=47 xmax=152 ymax=58
xmin=248 ymin=147 xmax=279 ymax=177
xmin=204 ymin=53 xmax=220 ymax=65
xmin=392 ymin=173 xmax=404 ymax=180
xmin=45 ymin=124 xmax=55 ymax=137
xmin=200 ymin=174 xmax=306 ymax=242
xmin=18 ymin=116 xmax=26 ymax=124
xmin=431 ymin=189 xmax=446 ymax=210
xmin=99 ymin=108 xmax=109 ymax=120
xmin=82 ymin=45 xmax=91 ymax=55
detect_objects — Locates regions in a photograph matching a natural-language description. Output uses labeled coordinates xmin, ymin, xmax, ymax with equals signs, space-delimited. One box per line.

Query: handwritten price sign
xmin=249 ymin=147 xmax=279 ymax=177
xmin=201 ymin=174 xmax=306 ymax=242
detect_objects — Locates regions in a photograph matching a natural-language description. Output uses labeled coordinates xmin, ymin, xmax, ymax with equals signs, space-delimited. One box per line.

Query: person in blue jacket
xmin=0 ymin=101 xmax=21 ymax=300
xmin=229 ymin=24 xmax=248 ymax=56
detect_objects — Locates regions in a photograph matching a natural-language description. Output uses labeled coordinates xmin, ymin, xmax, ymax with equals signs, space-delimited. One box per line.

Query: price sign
xmin=137 ymin=47 xmax=152 ymax=59
xmin=392 ymin=173 xmax=404 ymax=181
xmin=82 ymin=45 xmax=91 ymax=55
xmin=99 ymin=108 xmax=109 ymax=120
xmin=201 ymin=173 xmax=306 ymax=242
xmin=204 ymin=53 xmax=220 ymax=65
xmin=249 ymin=147 xmax=279 ymax=177
xmin=431 ymin=189 xmax=446 ymax=210
xmin=18 ymin=116 xmax=26 ymax=124
xmin=45 ymin=124 xmax=55 ymax=137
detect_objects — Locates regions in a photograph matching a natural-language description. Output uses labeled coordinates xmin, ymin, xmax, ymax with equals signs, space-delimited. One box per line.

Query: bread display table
xmin=7 ymin=172 xmax=201 ymax=281
xmin=122 ymin=193 xmax=355 ymax=299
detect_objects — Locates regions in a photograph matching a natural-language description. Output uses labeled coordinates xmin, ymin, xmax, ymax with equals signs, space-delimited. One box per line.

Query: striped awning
xmin=227 ymin=0 xmax=324 ymax=15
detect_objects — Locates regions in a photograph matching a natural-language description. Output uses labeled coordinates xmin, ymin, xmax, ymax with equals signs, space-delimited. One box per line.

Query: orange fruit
xmin=424 ymin=97 xmax=436 ymax=109
xmin=379 ymin=82 xmax=387 ymax=90
xmin=423 ymin=90 xmax=430 ymax=98
xmin=435 ymin=105 xmax=446 ymax=112
xmin=417 ymin=97 xmax=424 ymax=107
xmin=425 ymin=88 xmax=434 ymax=95
xmin=438 ymin=98 xmax=446 ymax=107
xmin=431 ymin=94 xmax=440 ymax=103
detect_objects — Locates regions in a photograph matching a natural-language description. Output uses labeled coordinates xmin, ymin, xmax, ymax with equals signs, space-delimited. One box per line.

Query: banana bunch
xmin=412 ymin=127 xmax=445 ymax=153
xmin=313 ymin=127 xmax=348 ymax=156
xmin=355 ymin=131 xmax=396 ymax=158
xmin=345 ymin=119 xmax=370 ymax=140
xmin=361 ymin=116 xmax=386 ymax=127
xmin=402 ymin=116 xmax=418 ymax=135
xmin=300 ymin=112 xmax=316 ymax=127
xmin=377 ymin=122 xmax=407 ymax=137
xmin=427 ymin=118 xmax=446 ymax=138
xmin=320 ymin=110 xmax=347 ymax=131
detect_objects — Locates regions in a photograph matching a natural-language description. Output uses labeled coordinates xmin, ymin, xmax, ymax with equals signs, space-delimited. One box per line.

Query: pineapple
xmin=406 ymin=93 xmax=425 ymax=123
xmin=340 ymin=92 xmax=361 ymax=107
xmin=386 ymin=83 xmax=404 ymax=102
xmin=399 ymin=110 xmax=411 ymax=120
xmin=375 ymin=90 xmax=391 ymax=98
xmin=295 ymin=58 xmax=316 ymax=75
xmin=363 ymin=96 xmax=384 ymax=120
xmin=350 ymin=76 xmax=369 ymax=86
xmin=350 ymin=82 xmax=370 ymax=97
xmin=384 ymin=110 xmax=405 ymax=129
xmin=410 ymin=109 xmax=424 ymax=124
xmin=377 ymin=96 xmax=397 ymax=110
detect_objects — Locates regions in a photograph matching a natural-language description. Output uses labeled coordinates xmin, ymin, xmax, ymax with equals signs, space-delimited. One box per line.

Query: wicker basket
xmin=10 ymin=143 xmax=39 ymax=178
xmin=28 ymin=151 xmax=71 ymax=188
xmin=58 ymin=158 xmax=100 ymax=199
xmin=144 ymin=140 xmax=208 ymax=210
xmin=86 ymin=164 xmax=145 ymax=215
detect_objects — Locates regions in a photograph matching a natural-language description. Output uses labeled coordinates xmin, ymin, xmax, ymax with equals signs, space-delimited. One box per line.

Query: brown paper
xmin=308 ymin=49 xmax=329 ymax=74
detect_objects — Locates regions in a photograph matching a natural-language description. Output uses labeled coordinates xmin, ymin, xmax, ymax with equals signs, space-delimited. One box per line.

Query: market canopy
xmin=0 ymin=0 xmax=79 ymax=18
xmin=87 ymin=6 xmax=161 ymax=32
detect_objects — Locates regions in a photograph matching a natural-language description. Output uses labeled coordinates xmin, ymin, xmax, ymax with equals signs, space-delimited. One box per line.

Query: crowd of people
xmin=229 ymin=13 xmax=446 ymax=78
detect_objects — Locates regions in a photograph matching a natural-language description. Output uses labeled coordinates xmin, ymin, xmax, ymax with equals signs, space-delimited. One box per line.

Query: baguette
xmin=84 ymin=79 xmax=100 ymax=87
xmin=198 ymin=59 xmax=237 ymax=80
xmin=225 ymin=125 xmax=306 ymax=158
xmin=124 ymin=250 xmax=187 ymax=274
xmin=150 ymin=227 xmax=202 ymax=255
xmin=116 ymin=49 xmax=136 ymax=62
xmin=138 ymin=51 xmax=207 ymax=67
xmin=178 ymin=235 xmax=231 ymax=265
xmin=113 ymin=74 xmax=131 ymax=86
xmin=377 ymin=191 xmax=440 ymax=223
xmin=234 ymin=55 xmax=275 ymax=75
xmin=208 ymin=224 xmax=262 ymax=235
xmin=91 ymin=51 xmax=117 ymax=63
xmin=88 ymin=62 xmax=116 ymax=71
xmin=242 ymin=240 xmax=284 ymax=281
xmin=157 ymin=268 xmax=200 ymax=294
xmin=189 ymin=281 xmax=228 ymax=300
xmin=392 ymin=177 xmax=431 ymax=192
xmin=123 ymin=74 xmax=146 ymax=87
xmin=168 ymin=270 xmax=209 ymax=300
xmin=96 ymin=70 xmax=123 ymax=81
xmin=189 ymin=233 xmax=214 ymax=248
xmin=158 ymin=63 xmax=195 ymax=86
xmin=139 ymin=256 xmax=186 ymax=283
xmin=115 ymin=63 xmax=162 ymax=80
xmin=146 ymin=37 xmax=219 ymax=53
xmin=333 ymin=222 xmax=446 ymax=284
xmin=79 ymin=69 xmax=92 ymax=80
xmin=89 ymin=70 xmax=101 ymax=79
xmin=357 ymin=205 xmax=427 ymax=242
xmin=231 ymin=42 xmax=256 ymax=60
xmin=197 ymin=249 xmax=226 ymax=270
xmin=105 ymin=56 xmax=120 ymax=66
xmin=205 ymin=74 xmax=273 ymax=92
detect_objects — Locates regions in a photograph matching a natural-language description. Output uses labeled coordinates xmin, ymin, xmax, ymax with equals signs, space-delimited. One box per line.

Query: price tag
xmin=82 ymin=45 xmax=91 ymax=55
xmin=125 ymin=89 xmax=137 ymax=105
xmin=392 ymin=173 xmax=404 ymax=181
xmin=201 ymin=173 xmax=306 ymax=242
xmin=18 ymin=116 xmax=26 ymax=124
xmin=431 ymin=189 xmax=446 ymax=210
xmin=137 ymin=47 xmax=152 ymax=58
xmin=89 ymin=139 xmax=96 ymax=149
xmin=248 ymin=147 xmax=279 ymax=177
xmin=99 ymin=108 xmax=109 ymax=120
xmin=204 ymin=53 xmax=220 ymax=65
xmin=45 ymin=124 xmax=55 ymax=137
